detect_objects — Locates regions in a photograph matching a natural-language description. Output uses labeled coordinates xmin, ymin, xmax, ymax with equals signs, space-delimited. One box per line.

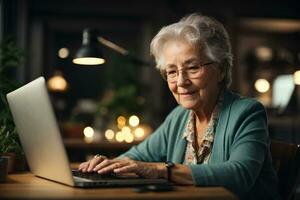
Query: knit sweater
xmin=120 ymin=90 xmax=280 ymax=200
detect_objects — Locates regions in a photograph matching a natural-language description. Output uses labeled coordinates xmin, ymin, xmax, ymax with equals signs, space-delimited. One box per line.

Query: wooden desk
xmin=0 ymin=173 xmax=238 ymax=200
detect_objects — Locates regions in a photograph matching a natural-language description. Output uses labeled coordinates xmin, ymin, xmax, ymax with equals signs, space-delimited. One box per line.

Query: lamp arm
xmin=97 ymin=36 xmax=152 ymax=66
xmin=98 ymin=37 xmax=128 ymax=56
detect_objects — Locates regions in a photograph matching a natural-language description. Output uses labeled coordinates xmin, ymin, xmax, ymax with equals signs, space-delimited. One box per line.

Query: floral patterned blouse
xmin=183 ymin=93 xmax=223 ymax=165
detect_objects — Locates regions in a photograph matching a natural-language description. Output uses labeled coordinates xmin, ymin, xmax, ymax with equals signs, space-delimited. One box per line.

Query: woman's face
xmin=162 ymin=39 xmax=224 ymax=112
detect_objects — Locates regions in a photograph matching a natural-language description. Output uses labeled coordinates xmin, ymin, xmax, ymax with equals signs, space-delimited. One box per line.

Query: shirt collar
xmin=182 ymin=111 xmax=195 ymax=141
xmin=182 ymin=89 xmax=225 ymax=140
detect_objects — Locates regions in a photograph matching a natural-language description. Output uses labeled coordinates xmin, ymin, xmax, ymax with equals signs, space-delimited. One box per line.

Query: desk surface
xmin=0 ymin=173 xmax=238 ymax=200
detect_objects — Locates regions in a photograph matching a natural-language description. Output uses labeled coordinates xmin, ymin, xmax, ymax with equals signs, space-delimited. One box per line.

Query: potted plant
xmin=0 ymin=36 xmax=25 ymax=173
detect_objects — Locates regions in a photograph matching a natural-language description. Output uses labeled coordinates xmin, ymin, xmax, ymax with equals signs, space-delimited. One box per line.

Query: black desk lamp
xmin=73 ymin=28 xmax=150 ymax=66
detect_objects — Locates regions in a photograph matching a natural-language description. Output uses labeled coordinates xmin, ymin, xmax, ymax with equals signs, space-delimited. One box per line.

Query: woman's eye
xmin=167 ymin=70 xmax=176 ymax=75
xmin=188 ymin=66 xmax=200 ymax=72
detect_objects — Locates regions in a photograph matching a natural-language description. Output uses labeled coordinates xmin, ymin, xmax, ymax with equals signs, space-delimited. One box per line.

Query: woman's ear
xmin=217 ymin=64 xmax=226 ymax=83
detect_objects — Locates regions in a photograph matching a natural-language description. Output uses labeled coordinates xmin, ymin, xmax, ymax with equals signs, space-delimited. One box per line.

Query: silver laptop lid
xmin=7 ymin=77 xmax=74 ymax=186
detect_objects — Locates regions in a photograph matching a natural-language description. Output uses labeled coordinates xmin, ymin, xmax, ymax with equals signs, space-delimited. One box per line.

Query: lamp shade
xmin=72 ymin=28 xmax=105 ymax=65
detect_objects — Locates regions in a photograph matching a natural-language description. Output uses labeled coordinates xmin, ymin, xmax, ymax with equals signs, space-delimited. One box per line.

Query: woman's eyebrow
xmin=165 ymin=58 xmax=199 ymax=69
xmin=183 ymin=58 xmax=199 ymax=65
xmin=165 ymin=64 xmax=176 ymax=69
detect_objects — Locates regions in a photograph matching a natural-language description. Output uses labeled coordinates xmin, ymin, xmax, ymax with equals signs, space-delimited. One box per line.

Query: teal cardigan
xmin=121 ymin=90 xmax=280 ymax=200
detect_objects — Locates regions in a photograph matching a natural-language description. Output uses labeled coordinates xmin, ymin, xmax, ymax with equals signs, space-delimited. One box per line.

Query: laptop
xmin=6 ymin=76 xmax=168 ymax=187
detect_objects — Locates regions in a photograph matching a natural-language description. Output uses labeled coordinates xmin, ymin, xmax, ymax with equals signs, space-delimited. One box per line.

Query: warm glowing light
xmin=134 ymin=127 xmax=145 ymax=138
xmin=117 ymin=116 xmax=126 ymax=128
xmin=255 ymin=47 xmax=272 ymax=61
xmin=121 ymin=126 xmax=133 ymax=143
xmin=47 ymin=71 xmax=68 ymax=92
xmin=124 ymin=133 xmax=134 ymax=143
xmin=255 ymin=79 xmax=270 ymax=93
xmin=115 ymin=131 xmax=124 ymax=142
xmin=58 ymin=48 xmax=69 ymax=58
xmin=105 ymin=129 xmax=115 ymax=140
xmin=83 ymin=126 xmax=94 ymax=138
xmin=121 ymin=126 xmax=131 ymax=134
xmin=294 ymin=70 xmax=300 ymax=85
xmin=129 ymin=115 xmax=139 ymax=127
xmin=72 ymin=57 xmax=105 ymax=65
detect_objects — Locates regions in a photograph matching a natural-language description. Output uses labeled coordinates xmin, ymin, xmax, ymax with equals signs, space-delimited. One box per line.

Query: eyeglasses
xmin=161 ymin=62 xmax=214 ymax=83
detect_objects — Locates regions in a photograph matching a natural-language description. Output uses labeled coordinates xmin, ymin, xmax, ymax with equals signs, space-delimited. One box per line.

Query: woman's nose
xmin=176 ymin=72 xmax=190 ymax=86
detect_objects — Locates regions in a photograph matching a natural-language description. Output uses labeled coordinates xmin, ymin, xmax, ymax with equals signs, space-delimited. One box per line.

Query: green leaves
xmin=96 ymin=52 xmax=146 ymax=120
xmin=0 ymin=121 xmax=21 ymax=154
xmin=0 ymin=36 xmax=24 ymax=155
xmin=0 ymin=36 xmax=24 ymax=71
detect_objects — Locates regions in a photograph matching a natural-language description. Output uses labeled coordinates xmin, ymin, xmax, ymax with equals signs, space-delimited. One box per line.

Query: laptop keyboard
xmin=72 ymin=170 xmax=117 ymax=180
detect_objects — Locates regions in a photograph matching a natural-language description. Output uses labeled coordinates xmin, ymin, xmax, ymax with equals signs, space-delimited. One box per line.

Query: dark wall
xmin=3 ymin=0 xmax=300 ymax=129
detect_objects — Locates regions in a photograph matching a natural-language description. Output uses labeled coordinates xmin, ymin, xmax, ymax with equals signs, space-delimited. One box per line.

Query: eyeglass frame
xmin=160 ymin=61 xmax=215 ymax=83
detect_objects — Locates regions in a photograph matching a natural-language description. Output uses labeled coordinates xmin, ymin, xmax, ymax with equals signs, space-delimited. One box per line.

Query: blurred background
xmin=1 ymin=0 xmax=300 ymax=161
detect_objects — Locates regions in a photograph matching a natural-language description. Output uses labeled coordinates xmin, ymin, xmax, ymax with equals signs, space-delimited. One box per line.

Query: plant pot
xmin=0 ymin=156 xmax=8 ymax=182
xmin=3 ymin=152 xmax=16 ymax=173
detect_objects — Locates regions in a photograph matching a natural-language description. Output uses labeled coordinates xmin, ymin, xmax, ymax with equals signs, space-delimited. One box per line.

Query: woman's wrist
xmin=132 ymin=161 xmax=168 ymax=179
xmin=156 ymin=162 xmax=168 ymax=179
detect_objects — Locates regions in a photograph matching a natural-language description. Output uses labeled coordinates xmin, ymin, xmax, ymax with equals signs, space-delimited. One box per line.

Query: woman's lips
xmin=179 ymin=91 xmax=196 ymax=98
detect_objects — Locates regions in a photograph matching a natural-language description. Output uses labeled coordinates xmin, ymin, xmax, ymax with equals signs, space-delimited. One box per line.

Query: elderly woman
xmin=79 ymin=13 xmax=280 ymax=199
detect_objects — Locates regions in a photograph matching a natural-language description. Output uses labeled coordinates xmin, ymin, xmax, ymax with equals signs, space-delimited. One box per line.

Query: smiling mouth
xmin=179 ymin=91 xmax=196 ymax=96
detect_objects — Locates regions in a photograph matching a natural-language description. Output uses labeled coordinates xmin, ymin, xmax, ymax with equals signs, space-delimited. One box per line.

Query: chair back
xmin=270 ymin=140 xmax=300 ymax=200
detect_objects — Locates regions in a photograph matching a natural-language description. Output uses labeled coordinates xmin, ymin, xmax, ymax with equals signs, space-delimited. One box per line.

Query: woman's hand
xmin=79 ymin=156 xmax=193 ymax=184
xmin=78 ymin=154 xmax=107 ymax=172
xmin=95 ymin=158 xmax=166 ymax=179
xmin=79 ymin=156 xmax=166 ymax=179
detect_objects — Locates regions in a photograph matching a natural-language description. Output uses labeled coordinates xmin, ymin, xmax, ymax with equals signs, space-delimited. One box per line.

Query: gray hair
xmin=150 ymin=13 xmax=233 ymax=88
